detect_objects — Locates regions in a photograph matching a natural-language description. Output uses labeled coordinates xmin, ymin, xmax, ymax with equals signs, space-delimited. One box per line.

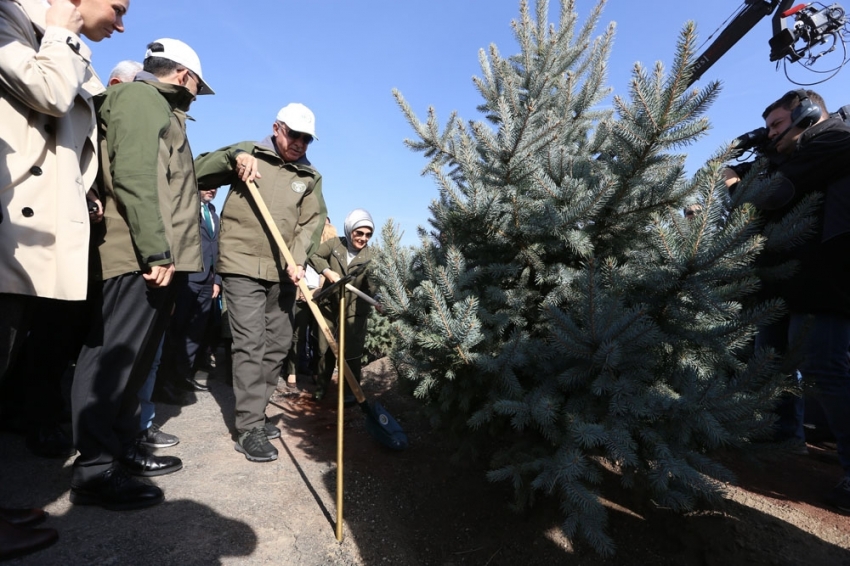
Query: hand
xmin=143 ymin=264 xmax=175 ymax=288
xmin=86 ymin=189 xmax=103 ymax=223
xmin=722 ymin=167 xmax=740 ymax=189
xmin=287 ymin=264 xmax=305 ymax=285
xmin=46 ymin=0 xmax=84 ymax=35
xmin=212 ymin=283 xmax=221 ymax=299
xmin=324 ymin=270 xmax=341 ymax=284
xmin=374 ymin=302 xmax=384 ymax=315
xmin=234 ymin=154 xmax=262 ymax=184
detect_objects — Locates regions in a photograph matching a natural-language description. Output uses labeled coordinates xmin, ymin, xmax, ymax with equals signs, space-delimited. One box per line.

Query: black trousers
xmin=0 ymin=297 xmax=89 ymax=432
xmin=0 ymin=293 xmax=34 ymax=384
xmin=71 ymin=273 xmax=178 ymax=482
xmin=159 ymin=277 xmax=214 ymax=388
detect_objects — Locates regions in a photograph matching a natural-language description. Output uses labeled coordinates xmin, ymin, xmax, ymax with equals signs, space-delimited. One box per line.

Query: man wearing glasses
xmin=194 ymin=103 xmax=327 ymax=462
xmin=71 ymin=38 xmax=213 ymax=509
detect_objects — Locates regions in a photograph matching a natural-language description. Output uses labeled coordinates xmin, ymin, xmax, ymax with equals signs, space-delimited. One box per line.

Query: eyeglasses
xmin=352 ymin=229 xmax=372 ymax=239
xmin=279 ymin=122 xmax=314 ymax=145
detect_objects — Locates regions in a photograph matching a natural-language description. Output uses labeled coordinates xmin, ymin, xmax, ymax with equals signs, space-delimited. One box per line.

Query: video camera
xmin=731 ymin=103 xmax=850 ymax=157
xmin=769 ymin=2 xmax=848 ymax=63
xmin=731 ymin=126 xmax=770 ymax=154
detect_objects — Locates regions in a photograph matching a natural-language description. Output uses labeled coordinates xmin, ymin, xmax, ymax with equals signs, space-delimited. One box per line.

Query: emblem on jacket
xmin=291 ymin=181 xmax=307 ymax=194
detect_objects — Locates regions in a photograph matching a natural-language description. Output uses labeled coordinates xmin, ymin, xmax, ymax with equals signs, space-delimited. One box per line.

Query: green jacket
xmin=309 ymin=238 xmax=376 ymax=359
xmin=194 ymin=138 xmax=326 ymax=282
xmin=93 ymin=79 xmax=202 ymax=280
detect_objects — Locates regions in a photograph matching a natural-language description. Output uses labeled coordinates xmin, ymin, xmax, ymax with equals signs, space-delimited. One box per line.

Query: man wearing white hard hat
xmin=195 ymin=103 xmax=326 ymax=462
xmin=70 ymin=39 xmax=214 ymax=509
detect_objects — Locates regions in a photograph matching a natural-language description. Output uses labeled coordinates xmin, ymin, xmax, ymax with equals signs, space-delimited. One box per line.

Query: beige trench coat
xmin=0 ymin=0 xmax=103 ymax=300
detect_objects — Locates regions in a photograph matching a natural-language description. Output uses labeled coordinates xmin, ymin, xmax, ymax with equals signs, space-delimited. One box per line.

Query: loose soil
xmin=296 ymin=359 xmax=850 ymax=566
xmin=1 ymin=357 xmax=848 ymax=565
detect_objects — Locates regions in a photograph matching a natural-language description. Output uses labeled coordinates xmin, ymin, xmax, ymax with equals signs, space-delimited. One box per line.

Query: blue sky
xmin=90 ymin=1 xmax=850 ymax=246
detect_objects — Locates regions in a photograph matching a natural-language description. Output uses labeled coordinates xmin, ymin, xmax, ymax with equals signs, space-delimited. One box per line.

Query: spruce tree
xmin=376 ymin=0 xmax=789 ymax=555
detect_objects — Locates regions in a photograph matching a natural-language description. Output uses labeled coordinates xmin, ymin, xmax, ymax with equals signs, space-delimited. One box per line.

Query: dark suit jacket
xmin=190 ymin=202 xmax=221 ymax=285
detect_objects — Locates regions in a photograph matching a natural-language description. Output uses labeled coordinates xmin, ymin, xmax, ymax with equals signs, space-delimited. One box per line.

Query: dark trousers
xmin=757 ymin=313 xmax=850 ymax=474
xmin=71 ymin=273 xmax=178 ymax=482
xmin=0 ymin=297 xmax=89 ymax=432
xmin=317 ymin=348 xmax=362 ymax=394
xmin=223 ymin=275 xmax=295 ymax=433
xmin=160 ymin=277 xmax=213 ymax=387
xmin=0 ymin=293 xmax=34 ymax=384
xmin=286 ymin=300 xmax=317 ymax=376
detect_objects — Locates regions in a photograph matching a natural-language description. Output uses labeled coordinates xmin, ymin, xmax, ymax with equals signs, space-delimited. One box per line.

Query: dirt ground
xmin=1 ymin=357 xmax=849 ymax=565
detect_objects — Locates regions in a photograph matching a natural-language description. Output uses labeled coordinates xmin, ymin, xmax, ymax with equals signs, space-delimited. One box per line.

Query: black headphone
xmin=788 ymin=89 xmax=822 ymax=129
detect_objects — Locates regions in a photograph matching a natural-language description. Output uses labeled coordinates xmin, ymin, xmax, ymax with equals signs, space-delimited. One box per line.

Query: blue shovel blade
xmin=363 ymin=400 xmax=408 ymax=451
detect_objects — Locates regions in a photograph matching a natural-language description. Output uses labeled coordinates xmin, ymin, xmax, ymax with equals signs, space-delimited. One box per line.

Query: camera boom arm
xmin=689 ymin=0 xmax=781 ymax=87
xmin=687 ymin=0 xmax=847 ymax=87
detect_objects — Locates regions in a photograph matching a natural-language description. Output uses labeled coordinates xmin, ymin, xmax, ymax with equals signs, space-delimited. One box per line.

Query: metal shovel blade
xmin=362 ymin=400 xmax=408 ymax=451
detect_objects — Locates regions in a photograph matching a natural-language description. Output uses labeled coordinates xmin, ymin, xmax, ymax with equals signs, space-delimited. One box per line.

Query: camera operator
xmin=727 ymin=89 xmax=850 ymax=513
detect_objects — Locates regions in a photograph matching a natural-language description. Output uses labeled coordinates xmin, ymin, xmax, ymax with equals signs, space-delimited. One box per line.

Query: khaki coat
xmin=195 ymin=139 xmax=326 ymax=281
xmin=0 ymin=0 xmax=103 ymax=300
xmin=309 ymin=239 xmax=377 ymax=360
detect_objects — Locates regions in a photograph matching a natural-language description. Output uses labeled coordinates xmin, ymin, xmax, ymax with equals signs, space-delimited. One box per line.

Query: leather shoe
xmin=26 ymin=424 xmax=76 ymax=459
xmin=0 ymin=519 xmax=58 ymax=560
xmin=0 ymin=508 xmax=46 ymax=528
xmin=183 ymin=377 xmax=210 ymax=392
xmin=70 ymin=466 xmax=163 ymax=511
xmin=120 ymin=442 xmax=183 ymax=477
xmin=152 ymin=384 xmax=190 ymax=406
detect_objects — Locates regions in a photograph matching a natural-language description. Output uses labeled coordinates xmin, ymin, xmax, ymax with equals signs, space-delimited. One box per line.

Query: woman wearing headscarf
xmin=308 ymin=209 xmax=382 ymax=402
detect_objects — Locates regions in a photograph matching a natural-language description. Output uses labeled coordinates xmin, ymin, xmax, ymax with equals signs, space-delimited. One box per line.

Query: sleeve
xmin=308 ymin=239 xmax=333 ymax=276
xmin=104 ymin=84 xmax=173 ymax=267
xmin=0 ymin=5 xmax=91 ymax=116
xmin=778 ymin=128 xmax=850 ymax=192
xmin=290 ymin=174 xmax=328 ymax=265
xmin=194 ymin=141 xmax=255 ymax=190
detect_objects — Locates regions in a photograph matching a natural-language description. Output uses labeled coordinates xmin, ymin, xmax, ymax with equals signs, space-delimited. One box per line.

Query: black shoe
xmin=120 ymin=442 xmax=183 ymax=477
xmin=0 ymin=508 xmax=46 ymax=528
xmin=152 ymin=385 xmax=190 ymax=406
xmin=264 ymin=421 xmax=281 ymax=440
xmin=344 ymin=393 xmax=358 ymax=407
xmin=183 ymin=377 xmax=210 ymax=392
xmin=827 ymin=476 xmax=850 ymax=513
xmin=235 ymin=427 xmax=278 ymax=462
xmin=138 ymin=423 xmax=179 ymax=449
xmin=0 ymin=520 xmax=58 ymax=561
xmin=26 ymin=424 xmax=76 ymax=459
xmin=70 ymin=466 xmax=164 ymax=510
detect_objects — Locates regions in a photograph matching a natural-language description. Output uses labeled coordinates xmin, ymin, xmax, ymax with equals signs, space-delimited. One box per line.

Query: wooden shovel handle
xmin=244 ymin=180 xmax=366 ymax=403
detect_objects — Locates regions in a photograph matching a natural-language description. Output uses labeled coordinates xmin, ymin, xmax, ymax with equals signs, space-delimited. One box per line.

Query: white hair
xmin=108 ymin=60 xmax=143 ymax=84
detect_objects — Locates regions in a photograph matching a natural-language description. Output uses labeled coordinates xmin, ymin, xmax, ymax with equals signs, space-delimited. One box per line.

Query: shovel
xmin=243 ymin=180 xmax=408 ymax=452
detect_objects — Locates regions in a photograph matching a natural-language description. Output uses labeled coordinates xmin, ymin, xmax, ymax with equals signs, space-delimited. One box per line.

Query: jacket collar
xmin=799 ymin=116 xmax=847 ymax=147
xmin=256 ymin=135 xmax=314 ymax=170
xmin=136 ymin=78 xmax=197 ymax=112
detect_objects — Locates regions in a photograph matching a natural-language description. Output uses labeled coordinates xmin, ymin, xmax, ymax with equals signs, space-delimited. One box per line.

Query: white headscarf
xmin=343 ymin=209 xmax=374 ymax=252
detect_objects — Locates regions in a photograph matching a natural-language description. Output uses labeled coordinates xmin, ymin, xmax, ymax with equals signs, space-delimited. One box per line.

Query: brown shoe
xmin=0 ymin=519 xmax=58 ymax=561
xmin=0 ymin=507 xmax=46 ymax=527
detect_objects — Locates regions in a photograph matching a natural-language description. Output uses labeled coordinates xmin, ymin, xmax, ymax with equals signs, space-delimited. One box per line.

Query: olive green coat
xmin=93 ymin=80 xmax=202 ymax=280
xmin=309 ymin=238 xmax=376 ymax=359
xmin=194 ymin=139 xmax=326 ymax=282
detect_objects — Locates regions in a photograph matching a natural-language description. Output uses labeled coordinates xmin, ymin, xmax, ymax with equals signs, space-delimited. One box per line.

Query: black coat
xmin=760 ymin=116 xmax=850 ymax=316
